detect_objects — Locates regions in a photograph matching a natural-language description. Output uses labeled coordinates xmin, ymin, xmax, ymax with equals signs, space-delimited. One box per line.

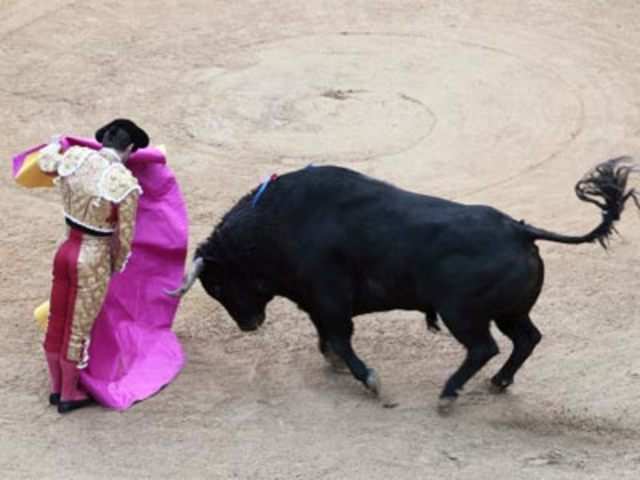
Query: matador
xmin=38 ymin=119 xmax=148 ymax=413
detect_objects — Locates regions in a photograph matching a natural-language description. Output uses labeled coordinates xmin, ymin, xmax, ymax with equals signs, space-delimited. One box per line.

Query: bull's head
xmin=167 ymin=256 xmax=272 ymax=332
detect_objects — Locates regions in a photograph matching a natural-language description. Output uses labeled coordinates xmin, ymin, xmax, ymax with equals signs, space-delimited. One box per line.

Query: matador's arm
xmin=37 ymin=140 xmax=64 ymax=174
xmin=113 ymin=190 xmax=140 ymax=273
xmin=100 ymin=163 xmax=143 ymax=273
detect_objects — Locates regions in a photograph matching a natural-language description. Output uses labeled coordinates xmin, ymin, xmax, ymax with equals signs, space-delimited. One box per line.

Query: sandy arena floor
xmin=1 ymin=1 xmax=640 ymax=478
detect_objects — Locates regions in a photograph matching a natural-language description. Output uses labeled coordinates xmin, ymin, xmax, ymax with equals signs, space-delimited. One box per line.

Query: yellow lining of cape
xmin=15 ymin=151 xmax=55 ymax=188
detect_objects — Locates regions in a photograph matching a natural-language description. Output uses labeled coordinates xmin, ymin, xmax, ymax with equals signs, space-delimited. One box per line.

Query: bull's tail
xmin=522 ymin=157 xmax=639 ymax=248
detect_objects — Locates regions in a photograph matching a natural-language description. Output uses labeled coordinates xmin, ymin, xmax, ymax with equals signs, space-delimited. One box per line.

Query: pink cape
xmin=13 ymin=136 xmax=188 ymax=410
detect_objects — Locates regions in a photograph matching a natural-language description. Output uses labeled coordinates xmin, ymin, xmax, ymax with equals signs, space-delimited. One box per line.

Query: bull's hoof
xmin=488 ymin=377 xmax=512 ymax=394
xmin=365 ymin=368 xmax=380 ymax=396
xmin=323 ymin=351 xmax=350 ymax=374
xmin=437 ymin=396 xmax=457 ymax=416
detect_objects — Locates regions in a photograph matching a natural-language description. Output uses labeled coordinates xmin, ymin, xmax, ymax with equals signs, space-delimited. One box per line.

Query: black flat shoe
xmin=57 ymin=398 xmax=94 ymax=414
xmin=49 ymin=393 xmax=61 ymax=406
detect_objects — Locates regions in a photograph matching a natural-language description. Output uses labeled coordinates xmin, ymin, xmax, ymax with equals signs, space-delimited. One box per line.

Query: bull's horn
xmin=165 ymin=257 xmax=205 ymax=297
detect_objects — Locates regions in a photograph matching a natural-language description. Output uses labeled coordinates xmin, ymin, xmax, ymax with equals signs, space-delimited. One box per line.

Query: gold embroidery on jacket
xmin=38 ymin=151 xmax=61 ymax=173
xmin=66 ymin=236 xmax=111 ymax=362
xmin=113 ymin=191 xmax=139 ymax=272
xmin=100 ymin=163 xmax=141 ymax=203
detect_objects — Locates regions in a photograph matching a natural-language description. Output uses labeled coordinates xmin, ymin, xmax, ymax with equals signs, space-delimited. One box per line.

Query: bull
xmin=170 ymin=158 xmax=638 ymax=412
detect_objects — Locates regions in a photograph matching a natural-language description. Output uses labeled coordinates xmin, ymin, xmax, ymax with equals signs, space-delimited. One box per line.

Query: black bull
xmin=170 ymin=159 xmax=638 ymax=411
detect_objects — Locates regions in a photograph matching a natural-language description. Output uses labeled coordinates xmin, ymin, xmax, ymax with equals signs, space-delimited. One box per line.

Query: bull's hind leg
xmin=438 ymin=315 xmax=498 ymax=413
xmin=490 ymin=315 xmax=542 ymax=392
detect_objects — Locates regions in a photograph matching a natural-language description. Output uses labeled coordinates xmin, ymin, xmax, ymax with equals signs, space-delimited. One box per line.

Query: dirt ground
xmin=2 ymin=1 xmax=640 ymax=478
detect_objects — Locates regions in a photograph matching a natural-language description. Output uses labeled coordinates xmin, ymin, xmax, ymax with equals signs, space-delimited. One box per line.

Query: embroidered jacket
xmin=38 ymin=145 xmax=141 ymax=272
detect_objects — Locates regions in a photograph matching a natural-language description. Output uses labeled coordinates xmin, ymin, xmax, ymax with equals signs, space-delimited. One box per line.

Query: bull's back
xmin=276 ymin=166 xmax=459 ymax=230
xmin=277 ymin=166 xmax=525 ymax=260
xmin=275 ymin=168 xmax=531 ymax=311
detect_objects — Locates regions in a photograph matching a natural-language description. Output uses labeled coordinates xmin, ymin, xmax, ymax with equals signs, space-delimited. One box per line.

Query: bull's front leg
xmin=308 ymin=273 xmax=379 ymax=395
xmin=328 ymin=333 xmax=380 ymax=396
xmin=319 ymin=339 xmax=350 ymax=374
xmin=313 ymin=312 xmax=379 ymax=395
xmin=310 ymin=317 xmax=349 ymax=374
